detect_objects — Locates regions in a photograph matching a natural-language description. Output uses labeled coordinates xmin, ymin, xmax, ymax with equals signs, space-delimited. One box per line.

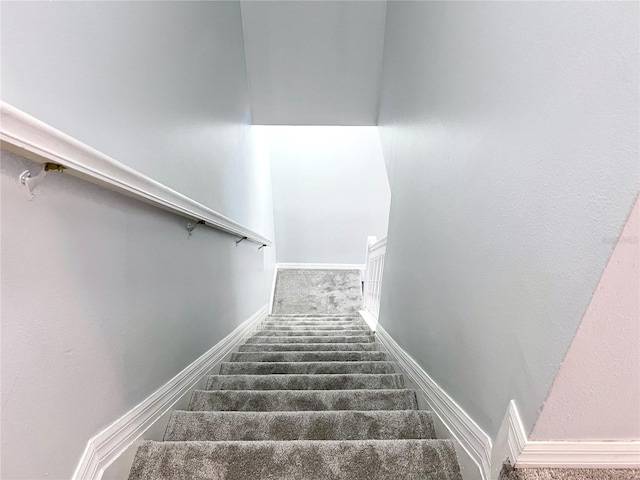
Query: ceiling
xmin=240 ymin=1 xmax=387 ymax=126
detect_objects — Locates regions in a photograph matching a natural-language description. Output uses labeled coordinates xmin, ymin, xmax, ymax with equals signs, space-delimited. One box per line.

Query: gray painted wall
xmin=240 ymin=0 xmax=387 ymax=125
xmin=1 ymin=2 xmax=276 ymax=478
xmin=377 ymin=1 xmax=639 ymax=441
xmin=1 ymin=1 xmax=261 ymax=229
xmin=267 ymin=126 xmax=390 ymax=264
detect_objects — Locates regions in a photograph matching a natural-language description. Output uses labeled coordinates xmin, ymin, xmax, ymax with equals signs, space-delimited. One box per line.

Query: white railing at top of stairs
xmin=362 ymin=236 xmax=387 ymax=322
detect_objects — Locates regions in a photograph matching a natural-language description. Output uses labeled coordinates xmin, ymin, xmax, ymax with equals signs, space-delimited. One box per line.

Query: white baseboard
xmin=375 ymin=325 xmax=492 ymax=480
xmin=72 ymin=304 xmax=268 ymax=480
xmin=516 ymin=441 xmax=640 ymax=469
xmin=276 ymin=263 xmax=365 ymax=271
xmin=508 ymin=400 xmax=640 ymax=468
xmin=492 ymin=400 xmax=528 ymax=479
xmin=500 ymin=398 xmax=640 ymax=470
xmin=358 ymin=309 xmax=378 ymax=332
xmin=269 ymin=268 xmax=278 ymax=315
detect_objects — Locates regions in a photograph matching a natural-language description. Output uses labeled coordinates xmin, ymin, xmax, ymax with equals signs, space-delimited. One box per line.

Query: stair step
xmin=219 ymin=361 xmax=396 ymax=375
xmin=129 ymin=439 xmax=462 ymax=480
xmin=164 ymin=410 xmax=436 ymax=441
xmin=188 ymin=389 xmax=418 ymax=411
xmin=244 ymin=335 xmax=374 ymax=344
xmin=265 ymin=317 xmax=364 ymax=321
xmin=238 ymin=342 xmax=378 ymax=352
xmin=229 ymin=351 xmax=387 ymax=363
xmin=205 ymin=374 xmax=405 ymax=390
xmin=252 ymin=329 xmax=373 ymax=337
xmin=268 ymin=314 xmax=361 ymax=319
xmin=258 ymin=323 xmax=371 ymax=332
xmin=262 ymin=319 xmax=365 ymax=326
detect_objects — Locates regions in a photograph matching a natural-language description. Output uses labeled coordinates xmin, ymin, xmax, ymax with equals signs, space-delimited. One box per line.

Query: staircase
xmin=128 ymin=269 xmax=463 ymax=479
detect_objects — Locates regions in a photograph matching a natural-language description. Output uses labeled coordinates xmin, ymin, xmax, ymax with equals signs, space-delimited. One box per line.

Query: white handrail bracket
xmin=18 ymin=162 xmax=65 ymax=200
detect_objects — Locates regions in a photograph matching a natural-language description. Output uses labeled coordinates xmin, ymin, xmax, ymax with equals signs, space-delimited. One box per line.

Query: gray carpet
xmin=238 ymin=342 xmax=378 ymax=351
xmin=219 ymin=360 xmax=397 ymax=375
xmin=129 ymin=269 xmax=463 ymax=479
xmin=244 ymin=334 xmax=375 ymax=344
xmin=229 ymin=351 xmax=386 ymax=363
xmin=499 ymin=461 xmax=640 ymax=480
xmin=129 ymin=440 xmax=462 ymax=480
xmin=164 ymin=410 xmax=436 ymax=441
xmin=205 ymin=373 xmax=405 ymax=390
xmin=272 ymin=269 xmax=363 ymax=314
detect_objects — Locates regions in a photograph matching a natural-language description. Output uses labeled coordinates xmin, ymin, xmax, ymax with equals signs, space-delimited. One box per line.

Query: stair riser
xmin=258 ymin=324 xmax=369 ymax=331
xmin=164 ymin=410 xmax=436 ymax=441
xmin=238 ymin=343 xmax=379 ymax=352
xmin=130 ymin=439 xmax=462 ymax=480
xmin=205 ymin=374 xmax=405 ymax=390
xmin=244 ymin=335 xmax=374 ymax=344
xmin=267 ymin=315 xmax=361 ymax=319
xmin=252 ymin=330 xmax=373 ymax=337
xmin=266 ymin=319 xmax=362 ymax=323
xmin=263 ymin=319 xmax=366 ymax=324
xmin=230 ymin=351 xmax=387 ymax=363
xmin=219 ymin=361 xmax=396 ymax=375
xmin=189 ymin=389 xmax=418 ymax=412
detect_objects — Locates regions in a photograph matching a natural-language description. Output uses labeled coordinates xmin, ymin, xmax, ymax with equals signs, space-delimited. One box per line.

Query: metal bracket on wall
xmin=258 ymin=244 xmax=267 ymax=250
xmin=186 ymin=220 xmax=205 ymax=236
xmin=19 ymin=162 xmax=65 ymax=200
xmin=236 ymin=236 xmax=248 ymax=246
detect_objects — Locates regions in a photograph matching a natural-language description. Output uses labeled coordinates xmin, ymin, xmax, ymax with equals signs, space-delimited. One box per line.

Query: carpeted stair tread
xmin=219 ymin=361 xmax=397 ymax=375
xmin=262 ymin=318 xmax=365 ymax=325
xmin=205 ymin=373 xmax=405 ymax=390
xmin=252 ymin=329 xmax=374 ymax=337
xmin=164 ymin=410 xmax=437 ymax=441
xmin=267 ymin=314 xmax=362 ymax=319
xmin=259 ymin=324 xmax=370 ymax=331
xmin=128 ymin=270 xmax=463 ymax=479
xmin=229 ymin=351 xmax=386 ymax=363
xmin=244 ymin=334 xmax=374 ymax=344
xmin=265 ymin=320 xmax=364 ymax=325
xmin=188 ymin=389 xmax=418 ymax=412
xmin=128 ymin=439 xmax=463 ymax=480
xmin=238 ymin=342 xmax=379 ymax=352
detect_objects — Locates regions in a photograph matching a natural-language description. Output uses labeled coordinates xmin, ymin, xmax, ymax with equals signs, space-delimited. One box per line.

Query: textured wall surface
xmin=531 ymin=198 xmax=639 ymax=440
xmin=268 ymin=126 xmax=390 ymax=264
xmin=377 ymin=0 xmax=639 ymax=441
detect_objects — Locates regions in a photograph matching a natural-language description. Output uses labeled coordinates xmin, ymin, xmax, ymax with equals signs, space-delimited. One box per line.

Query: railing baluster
xmin=362 ymin=236 xmax=387 ymax=324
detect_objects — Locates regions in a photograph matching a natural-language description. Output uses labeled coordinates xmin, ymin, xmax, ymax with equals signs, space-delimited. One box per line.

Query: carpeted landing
xmin=128 ymin=270 xmax=463 ymax=479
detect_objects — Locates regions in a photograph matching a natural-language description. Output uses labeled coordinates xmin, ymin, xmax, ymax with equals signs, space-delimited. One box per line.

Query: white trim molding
xmin=0 ymin=102 xmax=272 ymax=246
xmin=358 ymin=309 xmax=378 ymax=332
xmin=269 ymin=267 xmax=278 ymax=315
xmin=504 ymin=399 xmax=640 ymax=469
xmin=517 ymin=442 xmax=640 ymax=469
xmin=72 ymin=305 xmax=268 ymax=480
xmin=507 ymin=400 xmax=528 ymax=465
xmin=276 ymin=263 xmax=365 ymax=270
xmin=369 ymin=237 xmax=387 ymax=251
xmin=375 ymin=325 xmax=493 ymax=480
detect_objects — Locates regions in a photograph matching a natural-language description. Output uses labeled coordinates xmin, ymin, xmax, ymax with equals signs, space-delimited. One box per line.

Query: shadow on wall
xmin=0 ymin=150 xmax=272 ymax=479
